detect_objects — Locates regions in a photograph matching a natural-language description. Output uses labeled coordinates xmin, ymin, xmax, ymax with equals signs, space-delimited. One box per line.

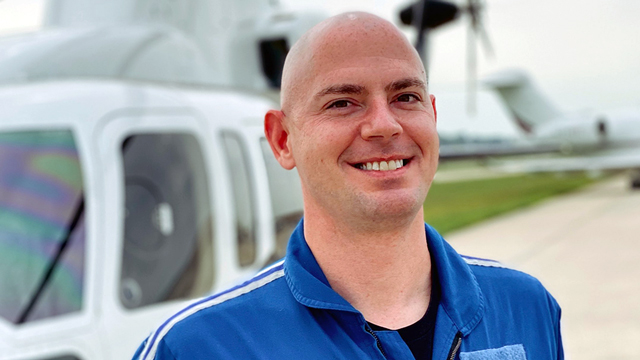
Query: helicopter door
xmin=96 ymin=113 xmax=219 ymax=359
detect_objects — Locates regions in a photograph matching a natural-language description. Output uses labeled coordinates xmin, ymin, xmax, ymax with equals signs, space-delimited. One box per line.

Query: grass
xmin=423 ymin=172 xmax=599 ymax=235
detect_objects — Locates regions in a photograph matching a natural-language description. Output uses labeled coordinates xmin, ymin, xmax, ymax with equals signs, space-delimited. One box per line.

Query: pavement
xmin=444 ymin=175 xmax=640 ymax=360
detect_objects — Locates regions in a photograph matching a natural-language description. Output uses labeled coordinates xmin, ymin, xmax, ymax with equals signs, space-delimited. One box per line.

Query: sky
xmin=0 ymin=0 xmax=44 ymax=35
xmin=1 ymin=0 xmax=639 ymax=137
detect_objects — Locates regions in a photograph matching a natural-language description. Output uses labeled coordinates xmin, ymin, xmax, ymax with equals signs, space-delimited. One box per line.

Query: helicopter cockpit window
xmin=259 ymin=138 xmax=304 ymax=261
xmin=259 ymin=38 xmax=289 ymax=89
xmin=119 ymin=133 xmax=214 ymax=309
xmin=221 ymin=132 xmax=256 ymax=267
xmin=0 ymin=130 xmax=85 ymax=324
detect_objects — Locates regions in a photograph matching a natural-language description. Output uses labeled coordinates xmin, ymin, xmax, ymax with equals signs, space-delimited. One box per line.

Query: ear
xmin=264 ymin=109 xmax=296 ymax=170
xmin=430 ymin=94 xmax=437 ymax=123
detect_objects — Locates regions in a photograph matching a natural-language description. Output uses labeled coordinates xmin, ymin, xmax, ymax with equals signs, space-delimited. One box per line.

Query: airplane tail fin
xmin=483 ymin=69 xmax=562 ymax=134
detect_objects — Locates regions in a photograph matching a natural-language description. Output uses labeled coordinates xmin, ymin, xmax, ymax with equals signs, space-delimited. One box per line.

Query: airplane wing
xmin=439 ymin=140 xmax=561 ymax=160
xmin=491 ymin=147 xmax=640 ymax=173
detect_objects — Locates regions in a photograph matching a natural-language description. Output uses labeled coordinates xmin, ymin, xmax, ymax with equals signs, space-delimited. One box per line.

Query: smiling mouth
xmin=352 ymin=159 xmax=411 ymax=171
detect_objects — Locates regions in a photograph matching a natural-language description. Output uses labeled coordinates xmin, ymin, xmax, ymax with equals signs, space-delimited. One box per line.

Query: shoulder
xmin=459 ymin=255 xmax=563 ymax=357
xmin=462 ymin=254 xmax=547 ymax=292
xmin=462 ymin=254 xmax=550 ymax=296
xmin=135 ymin=260 xmax=288 ymax=360
xmin=461 ymin=254 xmax=560 ymax=316
xmin=425 ymin=224 xmax=559 ymax=312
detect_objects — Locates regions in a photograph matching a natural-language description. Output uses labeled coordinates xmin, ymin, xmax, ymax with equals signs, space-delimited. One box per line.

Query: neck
xmin=303 ymin=207 xmax=432 ymax=330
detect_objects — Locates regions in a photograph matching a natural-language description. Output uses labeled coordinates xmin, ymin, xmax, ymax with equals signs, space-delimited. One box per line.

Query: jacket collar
xmin=283 ymin=219 xmax=359 ymax=313
xmin=283 ymin=220 xmax=484 ymax=336
xmin=424 ymin=223 xmax=484 ymax=335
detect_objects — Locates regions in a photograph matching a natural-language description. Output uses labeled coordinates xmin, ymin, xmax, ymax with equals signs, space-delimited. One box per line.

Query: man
xmin=134 ymin=12 xmax=563 ymax=360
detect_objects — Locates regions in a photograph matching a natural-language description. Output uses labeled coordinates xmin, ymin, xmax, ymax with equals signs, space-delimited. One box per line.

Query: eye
xmin=327 ymin=100 xmax=351 ymax=109
xmin=395 ymin=93 xmax=420 ymax=102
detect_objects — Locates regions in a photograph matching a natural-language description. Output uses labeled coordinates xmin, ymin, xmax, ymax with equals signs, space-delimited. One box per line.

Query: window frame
xmin=219 ymin=130 xmax=260 ymax=268
xmin=94 ymin=113 xmax=220 ymax=320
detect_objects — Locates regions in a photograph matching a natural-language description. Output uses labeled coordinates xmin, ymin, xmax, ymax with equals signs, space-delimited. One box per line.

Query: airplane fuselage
xmin=534 ymin=110 xmax=640 ymax=153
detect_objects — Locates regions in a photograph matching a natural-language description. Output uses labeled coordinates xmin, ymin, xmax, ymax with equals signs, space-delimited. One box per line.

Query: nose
xmin=360 ymin=99 xmax=403 ymax=141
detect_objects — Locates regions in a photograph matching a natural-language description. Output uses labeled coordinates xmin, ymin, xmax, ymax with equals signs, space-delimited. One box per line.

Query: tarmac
xmin=444 ymin=175 xmax=640 ymax=360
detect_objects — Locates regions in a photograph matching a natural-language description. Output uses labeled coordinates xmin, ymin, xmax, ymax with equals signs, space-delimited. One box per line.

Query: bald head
xmin=280 ymin=12 xmax=426 ymax=117
xmin=264 ymin=11 xmax=438 ymax=228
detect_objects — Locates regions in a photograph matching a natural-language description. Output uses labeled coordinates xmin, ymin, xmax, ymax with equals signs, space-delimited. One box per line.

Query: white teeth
xmin=359 ymin=160 xmax=405 ymax=171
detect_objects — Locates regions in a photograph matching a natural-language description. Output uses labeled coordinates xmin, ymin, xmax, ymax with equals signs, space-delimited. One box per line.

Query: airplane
xmin=0 ymin=0 xmax=324 ymax=359
xmin=483 ymin=69 xmax=640 ymax=189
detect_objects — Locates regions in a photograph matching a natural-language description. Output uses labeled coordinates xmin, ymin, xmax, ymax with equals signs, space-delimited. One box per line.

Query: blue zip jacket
xmin=134 ymin=221 xmax=563 ymax=360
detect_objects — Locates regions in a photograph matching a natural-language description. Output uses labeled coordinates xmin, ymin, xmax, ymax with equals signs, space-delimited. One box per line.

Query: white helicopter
xmin=0 ymin=0 xmax=324 ymax=359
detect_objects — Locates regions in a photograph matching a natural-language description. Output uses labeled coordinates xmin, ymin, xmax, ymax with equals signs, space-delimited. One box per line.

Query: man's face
xmin=283 ymin=24 xmax=439 ymax=228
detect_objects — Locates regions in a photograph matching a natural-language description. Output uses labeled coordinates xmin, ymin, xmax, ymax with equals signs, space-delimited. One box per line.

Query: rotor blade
xmin=466 ymin=0 xmax=493 ymax=58
xmin=416 ymin=27 xmax=426 ymax=55
xmin=418 ymin=29 xmax=430 ymax=74
xmin=401 ymin=0 xmax=460 ymax=30
xmin=413 ymin=0 xmax=426 ymax=48
xmin=467 ymin=0 xmax=479 ymax=31
xmin=476 ymin=18 xmax=495 ymax=58
xmin=412 ymin=0 xmax=429 ymax=74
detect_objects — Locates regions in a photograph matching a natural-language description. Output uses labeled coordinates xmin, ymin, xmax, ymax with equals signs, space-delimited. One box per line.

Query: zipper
xmin=446 ymin=332 xmax=462 ymax=360
xmin=365 ymin=325 xmax=387 ymax=359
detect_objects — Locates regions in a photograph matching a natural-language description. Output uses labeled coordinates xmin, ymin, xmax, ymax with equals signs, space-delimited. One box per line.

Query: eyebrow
xmin=313 ymin=78 xmax=426 ymax=99
xmin=315 ymin=84 xmax=366 ymax=98
xmin=385 ymin=78 xmax=427 ymax=93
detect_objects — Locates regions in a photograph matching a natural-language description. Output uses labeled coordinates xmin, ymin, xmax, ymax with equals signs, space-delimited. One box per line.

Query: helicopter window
xmin=221 ymin=132 xmax=257 ymax=267
xmin=259 ymin=38 xmax=289 ymax=89
xmin=259 ymin=139 xmax=304 ymax=261
xmin=0 ymin=130 xmax=85 ymax=324
xmin=119 ymin=133 xmax=214 ymax=309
